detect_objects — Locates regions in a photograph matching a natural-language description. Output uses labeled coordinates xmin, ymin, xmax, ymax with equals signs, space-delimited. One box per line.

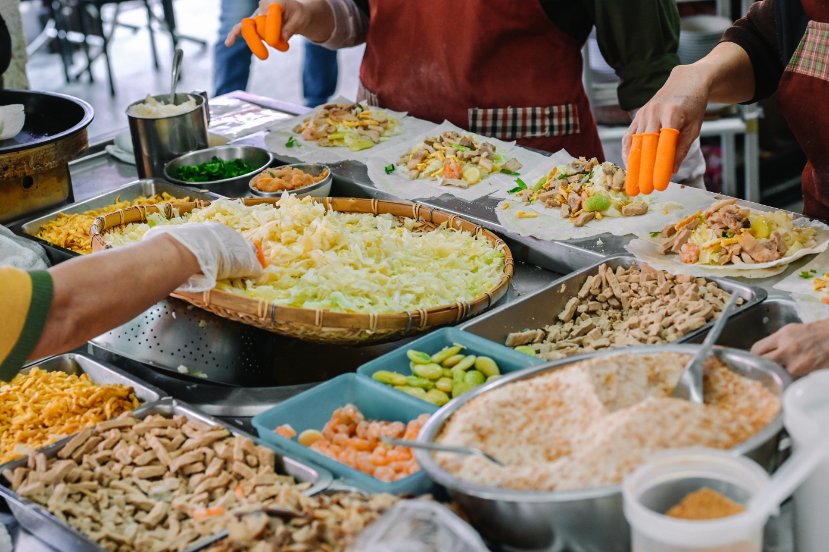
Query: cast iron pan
xmin=0 ymin=89 xmax=93 ymax=154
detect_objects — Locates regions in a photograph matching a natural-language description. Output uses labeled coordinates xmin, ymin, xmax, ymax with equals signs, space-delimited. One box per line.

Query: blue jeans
xmin=214 ymin=0 xmax=258 ymax=96
xmin=303 ymin=41 xmax=338 ymax=107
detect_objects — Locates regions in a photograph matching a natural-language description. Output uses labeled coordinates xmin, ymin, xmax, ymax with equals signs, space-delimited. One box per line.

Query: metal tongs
xmin=672 ymin=293 xmax=740 ymax=404
xmin=381 ymin=436 xmax=505 ymax=467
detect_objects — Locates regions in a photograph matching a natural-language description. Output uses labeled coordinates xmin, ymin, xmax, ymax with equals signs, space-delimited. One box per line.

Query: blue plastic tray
xmin=356 ymin=327 xmax=540 ymax=401
xmin=252 ymin=373 xmax=438 ymax=495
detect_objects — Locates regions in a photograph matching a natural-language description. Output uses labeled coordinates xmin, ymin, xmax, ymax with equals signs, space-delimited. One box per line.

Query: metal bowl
xmin=249 ymin=163 xmax=332 ymax=198
xmin=163 ymin=145 xmax=272 ymax=197
xmin=415 ymin=345 xmax=791 ymax=552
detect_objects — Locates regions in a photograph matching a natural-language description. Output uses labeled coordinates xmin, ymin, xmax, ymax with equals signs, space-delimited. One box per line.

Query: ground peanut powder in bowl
xmin=435 ymin=352 xmax=780 ymax=492
xmin=666 ymin=487 xmax=747 ymax=520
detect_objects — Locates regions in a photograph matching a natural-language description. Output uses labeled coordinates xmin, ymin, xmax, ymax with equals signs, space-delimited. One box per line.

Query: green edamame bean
xmin=464 ymin=370 xmax=486 ymax=386
xmin=412 ymin=363 xmax=443 ymax=380
xmin=430 ymin=344 xmax=464 ymax=364
xmin=395 ymin=385 xmax=428 ymax=399
xmin=452 ymin=369 xmax=466 ymax=384
xmin=452 ymin=355 xmax=477 ymax=372
xmin=372 ymin=370 xmax=407 ymax=386
xmin=474 ymin=356 xmax=501 ymax=377
xmin=452 ymin=382 xmax=475 ymax=398
xmin=425 ymin=389 xmax=450 ymax=406
xmin=436 ymin=377 xmax=453 ymax=393
xmin=441 ymin=354 xmax=466 ymax=368
xmin=442 ymin=368 xmax=453 ymax=378
xmin=405 ymin=375 xmax=434 ymax=390
xmin=514 ymin=345 xmax=536 ymax=357
xmin=407 ymin=350 xmax=432 ymax=364
xmin=486 ymin=374 xmax=502 ymax=383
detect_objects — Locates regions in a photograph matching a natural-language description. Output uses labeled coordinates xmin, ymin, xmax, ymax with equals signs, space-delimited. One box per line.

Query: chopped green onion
xmin=649 ymin=231 xmax=662 ymax=238
xmin=453 ymin=144 xmax=471 ymax=151
xmin=507 ymin=178 xmax=528 ymax=194
xmin=800 ymin=270 xmax=816 ymax=279
xmin=286 ymin=136 xmax=298 ymax=148
xmin=384 ymin=164 xmax=396 ymax=175
xmin=500 ymin=169 xmax=520 ymax=176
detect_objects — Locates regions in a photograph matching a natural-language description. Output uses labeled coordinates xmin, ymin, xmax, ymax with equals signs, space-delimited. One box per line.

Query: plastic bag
xmin=350 ymin=499 xmax=489 ymax=552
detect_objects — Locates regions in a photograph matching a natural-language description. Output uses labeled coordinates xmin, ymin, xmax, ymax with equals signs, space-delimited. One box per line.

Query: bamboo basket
xmin=90 ymin=197 xmax=514 ymax=344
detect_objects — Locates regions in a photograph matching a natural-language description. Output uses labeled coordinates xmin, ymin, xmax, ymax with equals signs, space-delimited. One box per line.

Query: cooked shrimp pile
xmin=250 ymin=166 xmax=328 ymax=193
xmin=276 ymin=404 xmax=429 ymax=482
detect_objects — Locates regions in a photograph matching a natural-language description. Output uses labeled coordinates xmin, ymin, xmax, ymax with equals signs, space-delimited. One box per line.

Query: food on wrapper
xmin=666 ymin=487 xmax=746 ymax=520
xmin=435 ymin=352 xmax=780 ymax=491
xmin=504 ymin=262 xmax=738 ymax=360
xmin=250 ymin=166 xmax=329 ymax=193
xmin=0 ymin=104 xmax=25 ymax=140
xmin=654 ymin=198 xmax=817 ymax=266
xmin=277 ymin=404 xmax=428 ymax=482
xmin=793 ymin=268 xmax=829 ymax=305
xmin=512 ymin=157 xmax=647 ymax=227
xmin=35 ymin=192 xmax=190 ymax=254
xmin=397 ymin=130 xmax=522 ymax=188
xmin=3 ymin=412 xmax=311 ymax=551
xmin=172 ymin=156 xmax=255 ymax=183
xmin=103 ymin=196 xmax=506 ymax=314
xmin=0 ymin=368 xmax=139 ymax=464
xmin=372 ymin=345 xmax=502 ymax=405
xmin=127 ymin=95 xmax=198 ymax=118
xmin=293 ymin=102 xmax=399 ymax=151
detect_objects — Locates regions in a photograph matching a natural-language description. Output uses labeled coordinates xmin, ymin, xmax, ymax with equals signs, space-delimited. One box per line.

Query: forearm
xmin=29 ymin=236 xmax=199 ymax=359
xmin=690 ymin=42 xmax=756 ymax=105
xmin=316 ymin=0 xmax=368 ymax=48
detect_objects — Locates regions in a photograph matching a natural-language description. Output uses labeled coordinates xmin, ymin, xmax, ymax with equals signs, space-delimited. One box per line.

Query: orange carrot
xmin=625 ymin=134 xmax=643 ymax=197
xmin=444 ymin=159 xmax=462 ymax=179
xmin=192 ymin=506 xmax=225 ymax=520
xmin=241 ymin=18 xmax=268 ymax=60
xmin=653 ymin=127 xmax=679 ymax=191
xmin=822 ymin=297 xmax=829 ymax=305
xmin=254 ymin=239 xmax=267 ymax=268
xmin=638 ymin=132 xmax=659 ymax=195
xmin=266 ymin=4 xmax=290 ymax=52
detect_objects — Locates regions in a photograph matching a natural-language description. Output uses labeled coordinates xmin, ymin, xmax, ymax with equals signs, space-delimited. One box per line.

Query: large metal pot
xmin=0 ymin=90 xmax=93 ymax=224
xmin=415 ymin=345 xmax=791 ymax=552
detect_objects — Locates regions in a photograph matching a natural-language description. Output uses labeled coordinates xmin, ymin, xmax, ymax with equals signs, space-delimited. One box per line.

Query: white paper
xmin=774 ymin=249 xmax=829 ymax=321
xmin=626 ymin=219 xmax=829 ymax=279
xmin=264 ymin=97 xmax=436 ymax=164
xmin=364 ymin=120 xmax=548 ymax=202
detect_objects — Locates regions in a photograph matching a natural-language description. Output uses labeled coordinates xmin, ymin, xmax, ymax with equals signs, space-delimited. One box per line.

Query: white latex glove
xmin=143 ymin=222 xmax=262 ymax=292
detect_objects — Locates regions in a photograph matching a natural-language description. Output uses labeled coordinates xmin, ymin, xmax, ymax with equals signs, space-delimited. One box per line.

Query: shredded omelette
xmin=35 ymin=193 xmax=188 ymax=254
xmin=0 ymin=368 xmax=139 ymax=463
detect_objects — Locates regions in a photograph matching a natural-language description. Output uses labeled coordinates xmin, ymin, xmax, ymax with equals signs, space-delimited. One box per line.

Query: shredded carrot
xmin=255 ymin=240 xmax=267 ymax=268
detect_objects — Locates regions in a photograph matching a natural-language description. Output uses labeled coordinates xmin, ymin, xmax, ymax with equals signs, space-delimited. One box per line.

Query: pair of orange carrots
xmin=241 ymin=4 xmax=289 ymax=60
xmin=625 ymin=128 xmax=679 ymax=196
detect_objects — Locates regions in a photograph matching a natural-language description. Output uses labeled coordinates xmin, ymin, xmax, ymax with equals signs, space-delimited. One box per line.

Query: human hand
xmin=751 ymin=321 xmax=829 ymax=378
xmin=225 ymin=0 xmax=321 ymax=48
xmin=144 ymin=222 xmax=263 ymax=293
xmin=623 ymin=64 xmax=711 ymax=175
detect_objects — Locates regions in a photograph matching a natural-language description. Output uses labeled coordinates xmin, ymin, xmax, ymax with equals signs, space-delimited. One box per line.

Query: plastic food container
xmin=356 ymin=327 xmax=540 ymax=404
xmin=252 ymin=373 xmax=438 ymax=494
xmin=784 ymin=370 xmax=829 ymax=552
xmin=623 ymin=449 xmax=770 ymax=552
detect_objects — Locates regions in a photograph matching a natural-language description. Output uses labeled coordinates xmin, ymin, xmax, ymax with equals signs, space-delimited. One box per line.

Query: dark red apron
xmin=775 ymin=1 xmax=829 ymax=222
xmin=357 ymin=0 xmax=604 ymax=159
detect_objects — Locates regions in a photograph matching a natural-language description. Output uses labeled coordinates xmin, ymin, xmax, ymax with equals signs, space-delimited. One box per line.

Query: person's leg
xmin=213 ymin=0 xmax=258 ymax=96
xmin=302 ymin=41 xmax=339 ymax=107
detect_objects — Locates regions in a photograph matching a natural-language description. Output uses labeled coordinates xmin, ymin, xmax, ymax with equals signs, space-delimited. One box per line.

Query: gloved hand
xmin=143 ymin=222 xmax=263 ymax=293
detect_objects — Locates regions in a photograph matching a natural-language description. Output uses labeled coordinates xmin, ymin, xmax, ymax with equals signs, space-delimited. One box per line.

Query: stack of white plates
xmin=678 ymin=15 xmax=732 ymax=64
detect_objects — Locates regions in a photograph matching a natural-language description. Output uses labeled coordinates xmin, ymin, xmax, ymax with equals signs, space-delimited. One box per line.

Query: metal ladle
xmin=169 ymin=48 xmax=183 ymax=105
xmin=672 ymin=293 xmax=740 ymax=404
xmin=381 ymin=436 xmax=505 ymax=467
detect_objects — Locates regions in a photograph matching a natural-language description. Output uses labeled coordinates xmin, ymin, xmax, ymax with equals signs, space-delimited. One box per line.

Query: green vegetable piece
xmin=372 ymin=370 xmax=407 ymax=386
xmin=406 ymin=350 xmax=432 ymax=364
xmin=453 ymin=144 xmax=471 ymax=152
xmin=474 ymin=356 xmax=500 ymax=378
xmin=486 ymin=375 xmax=502 ymax=383
xmin=464 ymin=370 xmax=486 ymax=386
xmin=583 ymin=194 xmax=611 ymax=212
xmin=452 ymin=382 xmax=475 ymax=398
xmin=425 ymin=389 xmax=450 ymax=406
xmin=452 ymin=355 xmax=477 ymax=372
xmin=395 ymin=386 xmax=428 ymax=399
xmin=286 ymin=136 xmax=298 ymax=148
xmin=431 ymin=344 xmax=464 ymax=364
xmin=800 ymin=271 xmax=816 ymax=279
xmin=436 ymin=377 xmax=453 ymax=393
xmin=412 ymin=363 xmax=443 ymax=381
xmin=441 ymin=354 xmax=466 ymax=368
xmin=442 ymin=368 xmax=453 ymax=378
xmin=405 ymin=375 xmax=434 ymax=390
xmin=452 ymin=369 xmax=466 ymax=384
xmin=500 ymin=168 xmax=520 ymax=176
xmin=649 ymin=230 xmax=662 ymax=238
xmin=507 ymin=178 xmax=528 ymax=194
xmin=384 ymin=163 xmax=396 ymax=175
xmin=174 ymin=156 xmax=255 ymax=183
xmin=514 ymin=345 xmax=536 ymax=357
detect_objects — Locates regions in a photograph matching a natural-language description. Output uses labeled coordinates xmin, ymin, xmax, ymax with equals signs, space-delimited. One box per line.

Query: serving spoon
xmin=169 ymin=48 xmax=183 ymax=105
xmin=381 ymin=436 xmax=505 ymax=467
xmin=672 ymin=292 xmax=740 ymax=404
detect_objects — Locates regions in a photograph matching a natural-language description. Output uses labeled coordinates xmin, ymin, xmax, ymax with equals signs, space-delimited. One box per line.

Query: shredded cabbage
xmin=107 ymin=196 xmax=506 ymax=314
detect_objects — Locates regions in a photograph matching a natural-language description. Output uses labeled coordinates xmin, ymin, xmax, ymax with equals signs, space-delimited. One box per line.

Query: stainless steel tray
xmin=0 ymin=398 xmax=334 ymax=552
xmin=460 ymin=255 xmax=768 ymax=350
xmin=13 ymin=179 xmax=220 ymax=264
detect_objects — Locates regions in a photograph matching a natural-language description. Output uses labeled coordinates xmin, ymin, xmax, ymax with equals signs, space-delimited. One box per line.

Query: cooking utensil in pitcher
xmin=170 ymin=48 xmax=183 ymax=104
xmin=672 ymin=293 xmax=740 ymax=404
xmin=381 ymin=437 xmax=504 ymax=466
